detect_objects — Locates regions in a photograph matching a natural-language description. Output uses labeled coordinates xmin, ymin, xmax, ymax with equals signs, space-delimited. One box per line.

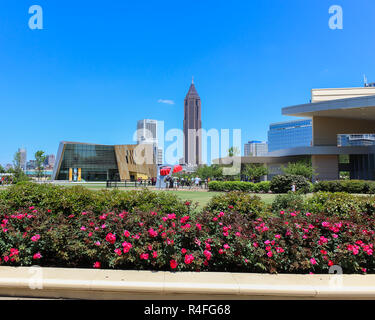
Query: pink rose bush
xmin=0 ymin=203 xmax=374 ymax=274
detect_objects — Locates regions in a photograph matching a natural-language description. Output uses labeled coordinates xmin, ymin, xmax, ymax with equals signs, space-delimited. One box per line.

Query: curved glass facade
xmin=57 ymin=144 xmax=119 ymax=181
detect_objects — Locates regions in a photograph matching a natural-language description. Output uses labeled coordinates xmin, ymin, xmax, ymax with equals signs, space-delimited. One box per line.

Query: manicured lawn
xmin=159 ymin=191 xmax=314 ymax=208
xmin=156 ymin=191 xmax=282 ymax=208
xmin=57 ymin=182 xmax=281 ymax=208
xmin=157 ymin=190 xmax=222 ymax=209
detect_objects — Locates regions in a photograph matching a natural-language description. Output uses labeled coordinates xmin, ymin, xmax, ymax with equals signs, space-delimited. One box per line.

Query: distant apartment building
xmin=244 ymin=141 xmax=268 ymax=156
xmin=137 ymin=119 xmax=163 ymax=165
xmin=268 ymin=119 xmax=312 ymax=152
xmin=26 ymin=160 xmax=37 ymax=170
xmin=44 ymin=154 xmax=56 ymax=169
xmin=25 ymin=154 xmax=55 ymax=171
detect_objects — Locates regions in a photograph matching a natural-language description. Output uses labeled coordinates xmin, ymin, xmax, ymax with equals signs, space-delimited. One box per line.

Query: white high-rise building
xmin=18 ymin=148 xmax=27 ymax=171
xmin=137 ymin=119 xmax=158 ymax=145
xmin=136 ymin=119 xmax=163 ymax=165
xmin=244 ymin=141 xmax=268 ymax=157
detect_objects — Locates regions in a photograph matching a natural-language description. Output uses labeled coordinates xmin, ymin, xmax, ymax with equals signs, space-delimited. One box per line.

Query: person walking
xmin=164 ymin=176 xmax=170 ymax=189
xmin=194 ymin=176 xmax=201 ymax=190
xmin=291 ymin=184 xmax=296 ymax=192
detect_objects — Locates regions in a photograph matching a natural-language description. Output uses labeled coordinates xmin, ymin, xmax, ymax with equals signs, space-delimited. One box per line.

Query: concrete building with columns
xmin=214 ymin=86 xmax=375 ymax=181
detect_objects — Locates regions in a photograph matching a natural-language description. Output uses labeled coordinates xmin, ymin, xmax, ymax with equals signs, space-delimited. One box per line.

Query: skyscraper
xmin=137 ymin=119 xmax=158 ymax=145
xmin=244 ymin=141 xmax=268 ymax=156
xmin=183 ymin=78 xmax=202 ymax=165
xmin=18 ymin=148 xmax=27 ymax=172
xmin=136 ymin=119 xmax=163 ymax=165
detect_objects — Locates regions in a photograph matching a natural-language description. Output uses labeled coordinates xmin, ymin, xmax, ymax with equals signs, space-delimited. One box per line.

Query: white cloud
xmin=158 ymin=99 xmax=175 ymax=105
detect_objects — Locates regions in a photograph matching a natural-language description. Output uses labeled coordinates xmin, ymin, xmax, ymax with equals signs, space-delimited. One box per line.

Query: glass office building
xmin=337 ymin=134 xmax=375 ymax=147
xmin=268 ymin=119 xmax=312 ymax=152
xmin=56 ymin=143 xmax=120 ymax=181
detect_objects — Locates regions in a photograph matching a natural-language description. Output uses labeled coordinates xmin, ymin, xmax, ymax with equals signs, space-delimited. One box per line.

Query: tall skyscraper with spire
xmin=183 ymin=78 xmax=202 ymax=165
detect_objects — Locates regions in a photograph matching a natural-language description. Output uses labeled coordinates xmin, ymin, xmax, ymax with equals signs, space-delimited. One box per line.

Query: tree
xmin=0 ymin=164 xmax=5 ymax=173
xmin=196 ymin=164 xmax=223 ymax=180
xmin=243 ymin=164 xmax=269 ymax=182
xmin=35 ymin=150 xmax=47 ymax=180
xmin=13 ymin=151 xmax=21 ymax=171
xmin=227 ymin=147 xmax=240 ymax=157
xmin=282 ymin=161 xmax=315 ymax=180
xmin=12 ymin=151 xmax=28 ymax=183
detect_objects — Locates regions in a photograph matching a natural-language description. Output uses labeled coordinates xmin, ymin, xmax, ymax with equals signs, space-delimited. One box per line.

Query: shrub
xmin=242 ymin=164 xmax=269 ymax=182
xmin=256 ymin=181 xmax=271 ymax=193
xmin=1 ymin=205 xmax=375 ymax=274
xmin=0 ymin=182 xmax=192 ymax=217
xmin=313 ymin=180 xmax=375 ymax=194
xmin=281 ymin=161 xmax=315 ymax=180
xmin=305 ymin=192 xmax=375 ymax=220
xmin=203 ymin=192 xmax=267 ymax=218
xmin=1 ymin=183 xmax=375 ymax=274
xmin=271 ymin=192 xmax=306 ymax=213
xmin=270 ymin=174 xmax=311 ymax=194
xmin=313 ymin=180 xmax=340 ymax=193
xmin=341 ymin=180 xmax=367 ymax=193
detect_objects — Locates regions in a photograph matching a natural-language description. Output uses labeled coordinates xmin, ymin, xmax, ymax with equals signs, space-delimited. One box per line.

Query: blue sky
xmin=1 ymin=0 xmax=375 ymax=165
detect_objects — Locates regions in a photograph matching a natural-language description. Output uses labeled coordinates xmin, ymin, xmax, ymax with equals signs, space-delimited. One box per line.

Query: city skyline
xmin=1 ymin=1 xmax=375 ymax=165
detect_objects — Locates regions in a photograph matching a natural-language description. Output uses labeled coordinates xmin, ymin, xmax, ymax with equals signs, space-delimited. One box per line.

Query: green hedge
xmin=203 ymin=191 xmax=268 ymax=217
xmin=270 ymin=191 xmax=375 ymax=220
xmin=270 ymin=174 xmax=312 ymax=194
xmin=209 ymin=178 xmax=375 ymax=195
xmin=0 ymin=182 xmax=192 ymax=217
xmin=313 ymin=180 xmax=375 ymax=194
xmin=1 ymin=193 xmax=375 ymax=273
xmin=304 ymin=192 xmax=375 ymax=219
xmin=271 ymin=192 xmax=306 ymax=213
xmin=208 ymin=181 xmax=271 ymax=193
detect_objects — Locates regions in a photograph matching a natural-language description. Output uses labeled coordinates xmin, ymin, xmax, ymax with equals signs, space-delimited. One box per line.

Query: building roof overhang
xmin=282 ymin=95 xmax=375 ymax=120
xmin=212 ymin=146 xmax=375 ymax=165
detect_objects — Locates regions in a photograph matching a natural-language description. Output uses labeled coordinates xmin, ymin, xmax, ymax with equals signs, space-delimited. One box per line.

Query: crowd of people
xmin=0 ymin=175 xmax=13 ymax=185
xmin=163 ymin=175 xmax=209 ymax=190
xmin=134 ymin=176 xmax=209 ymax=189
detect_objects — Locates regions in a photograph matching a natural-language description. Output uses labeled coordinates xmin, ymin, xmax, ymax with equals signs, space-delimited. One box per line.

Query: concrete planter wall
xmin=0 ymin=266 xmax=374 ymax=300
